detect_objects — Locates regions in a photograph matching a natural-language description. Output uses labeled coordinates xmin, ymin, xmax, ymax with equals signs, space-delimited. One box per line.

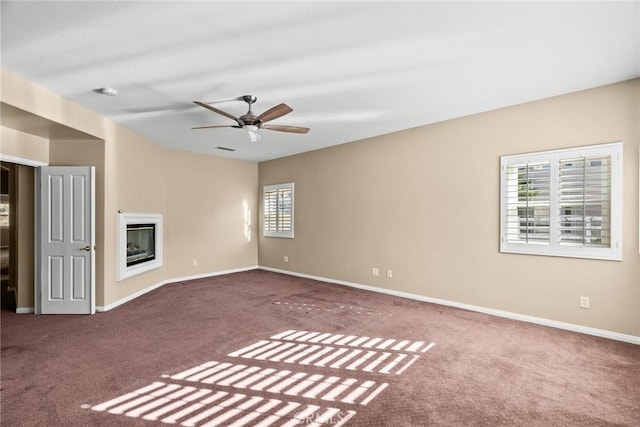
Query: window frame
xmin=263 ymin=182 xmax=295 ymax=239
xmin=500 ymin=142 xmax=622 ymax=261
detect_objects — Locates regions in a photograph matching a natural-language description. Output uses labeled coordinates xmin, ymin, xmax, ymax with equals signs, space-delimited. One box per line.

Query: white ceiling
xmin=2 ymin=1 xmax=639 ymax=162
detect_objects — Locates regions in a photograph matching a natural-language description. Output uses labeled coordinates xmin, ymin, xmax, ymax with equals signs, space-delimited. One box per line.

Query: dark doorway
xmin=1 ymin=163 xmax=16 ymax=311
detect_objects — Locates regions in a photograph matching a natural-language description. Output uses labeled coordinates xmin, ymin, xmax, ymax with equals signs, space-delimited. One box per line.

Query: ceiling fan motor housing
xmin=239 ymin=114 xmax=258 ymax=127
xmin=239 ymin=95 xmax=259 ymax=126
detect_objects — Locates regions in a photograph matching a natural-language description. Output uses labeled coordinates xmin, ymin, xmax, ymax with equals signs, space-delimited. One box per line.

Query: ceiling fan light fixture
xmin=245 ymin=125 xmax=260 ymax=142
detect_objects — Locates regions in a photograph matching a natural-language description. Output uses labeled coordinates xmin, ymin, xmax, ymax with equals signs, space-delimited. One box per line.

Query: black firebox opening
xmin=126 ymin=223 xmax=156 ymax=267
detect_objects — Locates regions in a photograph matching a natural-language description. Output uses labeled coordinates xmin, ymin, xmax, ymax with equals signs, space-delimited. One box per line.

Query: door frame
xmin=0 ymin=154 xmax=47 ymax=314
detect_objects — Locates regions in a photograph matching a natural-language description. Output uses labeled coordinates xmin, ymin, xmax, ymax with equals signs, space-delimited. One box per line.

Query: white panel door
xmin=37 ymin=166 xmax=95 ymax=314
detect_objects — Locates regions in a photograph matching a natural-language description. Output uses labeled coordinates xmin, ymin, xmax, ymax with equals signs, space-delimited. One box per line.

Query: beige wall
xmin=165 ymin=150 xmax=258 ymax=279
xmin=1 ymin=126 xmax=49 ymax=164
xmin=104 ymin=125 xmax=169 ymax=304
xmin=259 ymin=80 xmax=640 ymax=337
xmin=1 ymin=68 xmax=259 ymax=309
xmin=104 ymin=127 xmax=259 ymax=305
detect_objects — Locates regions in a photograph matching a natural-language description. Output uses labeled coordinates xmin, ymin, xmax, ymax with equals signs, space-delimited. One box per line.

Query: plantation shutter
xmin=504 ymin=161 xmax=551 ymax=244
xmin=263 ymin=183 xmax=294 ymax=238
xmin=277 ymin=187 xmax=292 ymax=233
xmin=264 ymin=188 xmax=279 ymax=233
xmin=558 ymin=155 xmax=611 ymax=248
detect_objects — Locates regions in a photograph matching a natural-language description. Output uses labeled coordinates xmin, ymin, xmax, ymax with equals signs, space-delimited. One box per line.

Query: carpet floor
xmin=1 ymin=270 xmax=639 ymax=426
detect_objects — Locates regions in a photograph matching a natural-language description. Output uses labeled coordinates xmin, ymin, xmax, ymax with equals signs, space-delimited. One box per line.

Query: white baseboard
xmin=96 ymin=265 xmax=259 ymax=312
xmin=259 ymin=266 xmax=640 ymax=346
xmin=16 ymin=307 xmax=35 ymax=314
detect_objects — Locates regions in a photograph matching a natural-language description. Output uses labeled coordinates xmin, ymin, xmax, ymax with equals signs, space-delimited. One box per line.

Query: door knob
xmin=79 ymin=245 xmax=92 ymax=251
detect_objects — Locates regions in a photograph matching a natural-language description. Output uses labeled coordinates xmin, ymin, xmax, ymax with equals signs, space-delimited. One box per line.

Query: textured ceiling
xmin=2 ymin=1 xmax=639 ymax=162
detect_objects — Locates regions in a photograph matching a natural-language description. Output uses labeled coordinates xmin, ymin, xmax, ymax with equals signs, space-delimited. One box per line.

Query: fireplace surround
xmin=117 ymin=213 xmax=163 ymax=281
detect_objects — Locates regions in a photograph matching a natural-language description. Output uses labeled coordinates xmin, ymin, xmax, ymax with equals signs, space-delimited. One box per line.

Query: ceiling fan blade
xmin=193 ymin=101 xmax=241 ymax=124
xmin=192 ymin=125 xmax=237 ymax=130
xmin=262 ymin=124 xmax=310 ymax=134
xmin=257 ymin=103 xmax=293 ymax=123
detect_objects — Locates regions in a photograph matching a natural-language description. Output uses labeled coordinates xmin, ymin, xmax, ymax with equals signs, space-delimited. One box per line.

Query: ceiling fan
xmin=192 ymin=95 xmax=310 ymax=142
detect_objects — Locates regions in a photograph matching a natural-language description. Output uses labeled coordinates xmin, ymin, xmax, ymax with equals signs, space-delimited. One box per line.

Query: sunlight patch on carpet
xmin=228 ymin=330 xmax=434 ymax=375
xmin=86 ymin=329 xmax=435 ymax=425
xmin=167 ymin=360 xmax=388 ymax=406
xmin=90 ymin=382 xmax=356 ymax=426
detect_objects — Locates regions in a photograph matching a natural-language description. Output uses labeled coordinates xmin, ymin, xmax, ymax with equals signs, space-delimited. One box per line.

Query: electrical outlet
xmin=372 ymin=267 xmax=379 ymax=277
xmin=284 ymin=256 xmax=289 ymax=263
xmin=579 ymin=296 xmax=590 ymax=309
xmin=192 ymin=259 xmax=197 ymax=266
xmin=386 ymin=269 xmax=393 ymax=278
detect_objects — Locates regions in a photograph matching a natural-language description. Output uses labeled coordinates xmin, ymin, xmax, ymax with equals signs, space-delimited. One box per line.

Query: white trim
xmin=0 ymin=154 xmax=47 ymax=167
xmin=89 ymin=167 xmax=96 ymax=314
xmin=16 ymin=307 xmax=35 ymax=314
xmin=96 ymin=266 xmax=258 ymax=312
xmin=259 ymin=266 xmax=640 ymax=346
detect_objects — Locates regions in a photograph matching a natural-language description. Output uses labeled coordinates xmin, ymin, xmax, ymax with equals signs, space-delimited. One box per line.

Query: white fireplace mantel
xmin=117 ymin=213 xmax=163 ymax=281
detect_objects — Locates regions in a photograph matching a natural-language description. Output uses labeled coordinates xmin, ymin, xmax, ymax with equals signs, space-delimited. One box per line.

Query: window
xmin=263 ymin=182 xmax=294 ymax=238
xmin=500 ymin=142 xmax=622 ymax=260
